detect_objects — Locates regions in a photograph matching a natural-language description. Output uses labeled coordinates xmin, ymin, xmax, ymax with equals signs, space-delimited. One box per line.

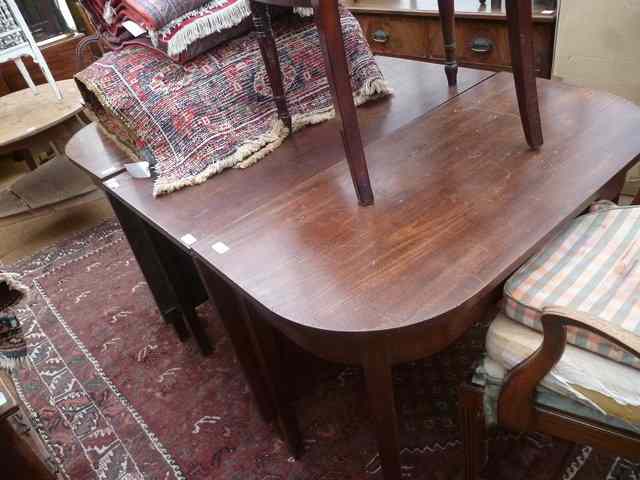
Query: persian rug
xmin=76 ymin=8 xmax=390 ymax=196
xmin=3 ymin=222 xmax=636 ymax=479
xmin=80 ymin=0 xmax=256 ymax=64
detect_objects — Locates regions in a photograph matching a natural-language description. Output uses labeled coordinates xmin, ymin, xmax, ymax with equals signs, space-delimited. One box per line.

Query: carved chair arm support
xmin=498 ymin=306 xmax=640 ymax=432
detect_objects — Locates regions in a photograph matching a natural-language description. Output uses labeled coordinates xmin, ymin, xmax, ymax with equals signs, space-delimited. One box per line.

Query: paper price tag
xmin=122 ymin=20 xmax=147 ymax=37
xmin=212 ymin=242 xmax=230 ymax=254
xmin=105 ymin=179 xmax=120 ymax=189
xmin=181 ymin=234 xmax=197 ymax=246
xmin=125 ymin=161 xmax=151 ymax=179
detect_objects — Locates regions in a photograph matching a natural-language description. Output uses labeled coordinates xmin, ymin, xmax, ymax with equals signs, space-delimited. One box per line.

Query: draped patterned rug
xmin=3 ymin=222 xmax=636 ymax=479
xmin=76 ymin=9 xmax=390 ymax=196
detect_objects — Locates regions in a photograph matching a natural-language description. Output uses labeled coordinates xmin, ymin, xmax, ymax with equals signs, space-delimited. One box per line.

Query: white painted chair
xmin=0 ymin=0 xmax=62 ymax=99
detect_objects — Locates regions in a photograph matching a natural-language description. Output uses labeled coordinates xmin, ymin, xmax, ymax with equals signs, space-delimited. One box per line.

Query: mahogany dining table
xmin=66 ymin=56 xmax=640 ymax=480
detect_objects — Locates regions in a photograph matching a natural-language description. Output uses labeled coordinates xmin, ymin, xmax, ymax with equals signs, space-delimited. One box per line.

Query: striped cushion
xmin=504 ymin=204 xmax=640 ymax=370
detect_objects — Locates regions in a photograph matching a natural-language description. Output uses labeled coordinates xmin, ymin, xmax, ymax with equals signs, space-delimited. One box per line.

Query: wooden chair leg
xmin=458 ymin=384 xmax=487 ymax=480
xmin=311 ymin=0 xmax=374 ymax=206
xmin=363 ymin=346 xmax=401 ymax=480
xmin=505 ymin=0 xmax=543 ymax=149
xmin=14 ymin=57 xmax=37 ymax=95
xmin=438 ymin=0 xmax=458 ymax=86
xmin=194 ymin=259 xmax=276 ymax=423
xmin=250 ymin=1 xmax=292 ymax=131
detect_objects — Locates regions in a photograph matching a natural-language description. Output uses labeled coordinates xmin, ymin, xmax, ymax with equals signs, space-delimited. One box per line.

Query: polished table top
xmin=86 ymin=57 xmax=492 ymax=252
xmin=66 ymin=122 xmax=131 ymax=182
xmin=193 ymin=73 xmax=640 ymax=334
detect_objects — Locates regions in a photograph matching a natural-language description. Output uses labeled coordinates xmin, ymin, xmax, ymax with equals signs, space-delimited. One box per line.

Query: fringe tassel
xmin=0 ymin=354 xmax=30 ymax=372
xmin=152 ymin=78 xmax=392 ymax=195
xmin=163 ymin=0 xmax=252 ymax=56
xmin=153 ymin=119 xmax=289 ymax=195
xmin=293 ymin=7 xmax=314 ymax=17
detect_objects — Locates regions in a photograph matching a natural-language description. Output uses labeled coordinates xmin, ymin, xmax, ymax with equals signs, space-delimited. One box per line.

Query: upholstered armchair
xmin=459 ymin=194 xmax=640 ymax=479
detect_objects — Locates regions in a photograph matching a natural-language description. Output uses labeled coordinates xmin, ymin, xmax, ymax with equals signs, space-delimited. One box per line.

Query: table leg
xmin=144 ymin=227 xmax=211 ymax=355
xmin=240 ymin=296 xmax=302 ymax=457
xmin=194 ymin=260 xmax=276 ymax=423
xmin=505 ymin=0 xmax=543 ymax=149
xmin=438 ymin=0 xmax=458 ymax=87
xmin=107 ymin=193 xmax=190 ymax=342
xmin=363 ymin=346 xmax=401 ymax=480
xmin=458 ymin=384 xmax=487 ymax=480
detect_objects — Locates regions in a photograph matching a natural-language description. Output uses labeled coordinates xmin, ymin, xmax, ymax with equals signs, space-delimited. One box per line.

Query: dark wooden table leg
xmin=312 ymin=0 xmax=374 ymax=206
xmin=505 ymin=0 xmax=543 ymax=149
xmin=194 ymin=259 xmax=276 ymax=423
xmin=438 ymin=0 xmax=458 ymax=87
xmin=251 ymin=1 xmax=292 ymax=131
xmin=240 ymin=297 xmax=302 ymax=457
xmin=363 ymin=345 xmax=401 ymax=480
xmin=458 ymin=384 xmax=486 ymax=480
xmin=107 ymin=193 xmax=190 ymax=342
xmin=145 ymin=227 xmax=212 ymax=355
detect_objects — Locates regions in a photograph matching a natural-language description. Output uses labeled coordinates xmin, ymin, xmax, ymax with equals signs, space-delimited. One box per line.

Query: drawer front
xmin=427 ymin=18 xmax=554 ymax=78
xmin=353 ymin=13 xmax=555 ymax=78
xmin=355 ymin=14 xmax=429 ymax=59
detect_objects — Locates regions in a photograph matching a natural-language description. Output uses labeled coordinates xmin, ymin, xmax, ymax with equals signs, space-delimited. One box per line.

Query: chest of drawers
xmin=345 ymin=0 xmax=557 ymax=78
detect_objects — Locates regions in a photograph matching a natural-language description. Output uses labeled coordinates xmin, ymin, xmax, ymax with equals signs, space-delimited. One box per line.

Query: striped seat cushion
xmin=504 ymin=204 xmax=640 ymax=370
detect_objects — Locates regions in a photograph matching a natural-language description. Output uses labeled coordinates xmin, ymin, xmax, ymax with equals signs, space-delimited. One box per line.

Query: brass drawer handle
xmin=372 ymin=30 xmax=390 ymax=44
xmin=471 ymin=37 xmax=493 ymax=53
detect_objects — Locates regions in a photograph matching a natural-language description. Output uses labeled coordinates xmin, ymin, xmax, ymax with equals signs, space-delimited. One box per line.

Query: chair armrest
xmin=497 ymin=306 xmax=640 ymax=432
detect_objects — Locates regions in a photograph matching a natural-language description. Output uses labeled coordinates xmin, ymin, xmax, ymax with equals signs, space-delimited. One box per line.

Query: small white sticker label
xmin=122 ymin=20 xmax=147 ymax=37
xmin=105 ymin=179 xmax=120 ymax=189
xmin=101 ymin=166 xmax=118 ymax=176
xmin=212 ymin=242 xmax=230 ymax=254
xmin=541 ymin=9 xmax=554 ymax=14
xmin=181 ymin=234 xmax=197 ymax=246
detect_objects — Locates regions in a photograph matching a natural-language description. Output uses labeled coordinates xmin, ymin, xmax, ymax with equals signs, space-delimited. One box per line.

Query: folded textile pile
xmin=0 ymin=273 xmax=29 ymax=370
xmin=81 ymin=0 xmax=308 ymax=63
xmin=76 ymin=8 xmax=390 ymax=195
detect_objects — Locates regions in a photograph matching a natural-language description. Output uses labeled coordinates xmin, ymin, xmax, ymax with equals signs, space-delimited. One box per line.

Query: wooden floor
xmin=0 ymin=155 xmax=114 ymax=264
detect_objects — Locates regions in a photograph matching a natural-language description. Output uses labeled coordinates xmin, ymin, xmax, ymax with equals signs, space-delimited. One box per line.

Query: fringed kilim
xmin=76 ymin=8 xmax=390 ymax=196
xmin=3 ymin=221 xmax=636 ymax=479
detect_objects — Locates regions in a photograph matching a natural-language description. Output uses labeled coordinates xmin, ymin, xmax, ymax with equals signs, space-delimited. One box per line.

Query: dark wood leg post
xmin=505 ymin=0 xmax=543 ymax=149
xmin=107 ymin=194 xmax=190 ymax=342
xmin=458 ymin=385 xmax=486 ymax=480
xmin=363 ymin=346 xmax=401 ymax=480
xmin=194 ymin=260 xmax=276 ymax=423
xmin=438 ymin=0 xmax=458 ymax=87
xmin=240 ymin=298 xmax=302 ymax=457
xmin=312 ymin=0 xmax=374 ymax=206
xmin=250 ymin=1 xmax=292 ymax=131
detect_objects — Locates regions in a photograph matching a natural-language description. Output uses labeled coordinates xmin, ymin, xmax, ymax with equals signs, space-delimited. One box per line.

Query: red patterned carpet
xmin=4 ymin=221 xmax=636 ymax=479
